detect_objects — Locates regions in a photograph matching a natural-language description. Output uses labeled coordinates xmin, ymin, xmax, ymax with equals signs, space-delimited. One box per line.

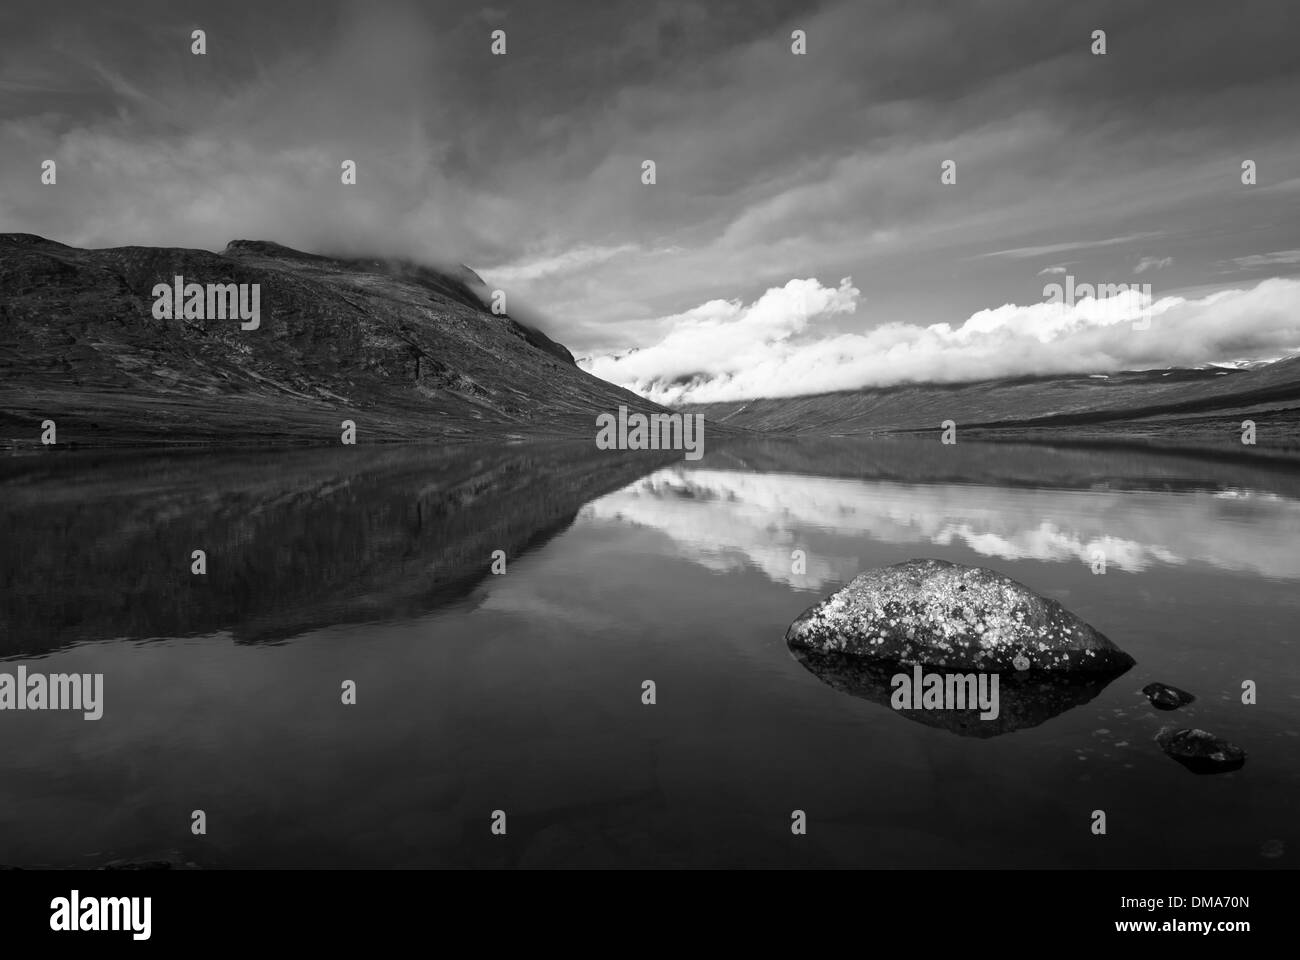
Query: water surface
xmin=1 ymin=439 xmax=1296 ymax=867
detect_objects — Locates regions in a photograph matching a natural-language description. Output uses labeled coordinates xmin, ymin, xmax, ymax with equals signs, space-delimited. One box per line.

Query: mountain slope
xmin=0 ymin=234 xmax=661 ymax=447
xmin=682 ymin=361 xmax=1300 ymax=449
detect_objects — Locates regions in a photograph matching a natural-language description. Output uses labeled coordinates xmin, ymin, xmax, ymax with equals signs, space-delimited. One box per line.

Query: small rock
xmin=1156 ymin=727 xmax=1246 ymax=774
xmin=1142 ymin=682 xmax=1195 ymax=710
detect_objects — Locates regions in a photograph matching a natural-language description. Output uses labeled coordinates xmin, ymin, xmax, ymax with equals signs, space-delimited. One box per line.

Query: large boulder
xmin=785 ymin=558 xmax=1134 ymax=674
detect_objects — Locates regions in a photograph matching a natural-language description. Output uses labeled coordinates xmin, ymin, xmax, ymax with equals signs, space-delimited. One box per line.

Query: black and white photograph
xmin=1 ymin=0 xmax=1295 ymax=942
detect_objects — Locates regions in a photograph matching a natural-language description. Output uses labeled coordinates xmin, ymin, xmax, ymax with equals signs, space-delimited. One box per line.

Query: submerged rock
xmin=1156 ymin=728 xmax=1246 ymax=774
xmin=1142 ymin=682 xmax=1195 ymax=710
xmin=785 ymin=559 xmax=1134 ymax=673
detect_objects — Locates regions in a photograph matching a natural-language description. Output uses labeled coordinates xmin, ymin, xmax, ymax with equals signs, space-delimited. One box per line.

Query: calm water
xmin=1 ymin=438 xmax=1297 ymax=868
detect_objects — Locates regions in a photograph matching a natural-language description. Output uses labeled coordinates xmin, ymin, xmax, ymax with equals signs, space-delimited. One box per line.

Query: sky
xmin=3 ymin=0 xmax=1300 ymax=402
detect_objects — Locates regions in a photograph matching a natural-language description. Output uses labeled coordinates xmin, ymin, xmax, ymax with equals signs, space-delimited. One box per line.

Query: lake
xmin=0 ymin=438 xmax=1296 ymax=867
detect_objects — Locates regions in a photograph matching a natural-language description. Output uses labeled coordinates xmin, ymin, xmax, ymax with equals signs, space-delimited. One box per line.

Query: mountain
xmin=7 ymin=231 xmax=1293 ymax=453
xmin=1195 ymin=357 xmax=1292 ymax=372
xmin=0 ymin=234 xmax=662 ymax=448
xmin=681 ymin=361 xmax=1300 ymax=450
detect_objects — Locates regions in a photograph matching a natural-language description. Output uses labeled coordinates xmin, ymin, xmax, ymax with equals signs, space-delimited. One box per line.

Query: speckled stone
xmin=1156 ymin=728 xmax=1246 ymax=774
xmin=1142 ymin=682 xmax=1195 ymax=710
xmin=785 ymin=558 xmax=1134 ymax=673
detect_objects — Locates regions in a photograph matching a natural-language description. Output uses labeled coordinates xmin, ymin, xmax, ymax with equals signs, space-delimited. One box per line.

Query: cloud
xmin=483 ymin=243 xmax=640 ymax=285
xmin=1228 ymin=249 xmax=1300 ymax=269
xmin=1134 ymin=255 xmax=1173 ymax=273
xmin=581 ymin=276 xmax=1300 ymax=404
xmin=4 ymin=0 xmax=1300 ymax=359
xmin=976 ymin=232 xmax=1163 ymax=260
xmin=581 ymin=276 xmax=861 ymax=400
xmin=1260 ymin=177 xmax=1300 ymax=194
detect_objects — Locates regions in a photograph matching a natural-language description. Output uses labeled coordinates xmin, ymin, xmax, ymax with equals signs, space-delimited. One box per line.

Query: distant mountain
xmin=0 ymin=234 xmax=661 ymax=447
xmin=1194 ymin=357 xmax=1292 ymax=372
xmin=681 ymin=360 xmax=1300 ymax=449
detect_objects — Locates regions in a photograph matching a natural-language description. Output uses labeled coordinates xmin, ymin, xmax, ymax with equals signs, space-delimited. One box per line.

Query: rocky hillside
xmin=0 ymin=234 xmax=664 ymax=447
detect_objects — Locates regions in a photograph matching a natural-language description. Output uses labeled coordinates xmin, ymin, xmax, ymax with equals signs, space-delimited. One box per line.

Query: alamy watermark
xmin=596 ymin=405 xmax=704 ymax=461
xmin=1043 ymin=274 xmax=1152 ymax=331
xmin=0 ymin=667 xmax=103 ymax=720
xmin=890 ymin=665 xmax=1000 ymax=720
xmin=50 ymin=891 xmax=150 ymax=940
xmin=151 ymin=275 xmax=260 ymax=330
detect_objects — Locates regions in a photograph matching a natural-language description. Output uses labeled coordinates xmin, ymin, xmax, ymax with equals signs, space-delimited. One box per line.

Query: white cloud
xmin=1134 ymin=255 xmax=1173 ymax=273
xmin=581 ymin=276 xmax=1300 ymax=404
xmin=581 ymin=277 xmax=861 ymax=402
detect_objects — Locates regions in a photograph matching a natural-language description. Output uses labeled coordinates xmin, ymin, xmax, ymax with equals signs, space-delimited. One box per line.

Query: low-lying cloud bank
xmin=580 ymin=277 xmax=1300 ymax=405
